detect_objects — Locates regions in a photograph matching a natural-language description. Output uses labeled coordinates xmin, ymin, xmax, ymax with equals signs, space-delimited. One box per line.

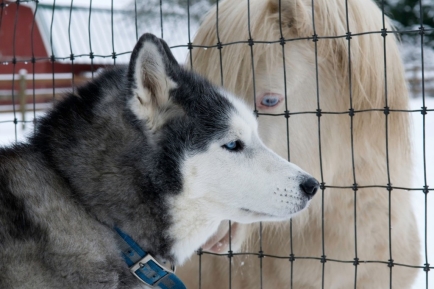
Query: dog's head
xmin=127 ymin=34 xmax=319 ymax=264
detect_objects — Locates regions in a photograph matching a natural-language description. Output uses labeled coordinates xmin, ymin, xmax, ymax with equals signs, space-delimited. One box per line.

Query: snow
xmin=21 ymin=2 xmax=194 ymax=65
xmin=0 ymin=97 xmax=432 ymax=287
xmin=0 ymin=110 xmax=45 ymax=145
xmin=410 ymin=96 xmax=434 ymax=289
xmin=38 ymin=0 xmax=125 ymax=9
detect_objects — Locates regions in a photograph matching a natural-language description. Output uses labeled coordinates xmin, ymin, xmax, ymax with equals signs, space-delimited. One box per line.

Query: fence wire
xmin=0 ymin=0 xmax=432 ymax=288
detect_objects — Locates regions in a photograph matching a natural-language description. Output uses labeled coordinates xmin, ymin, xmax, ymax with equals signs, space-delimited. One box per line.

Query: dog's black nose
xmin=300 ymin=177 xmax=319 ymax=198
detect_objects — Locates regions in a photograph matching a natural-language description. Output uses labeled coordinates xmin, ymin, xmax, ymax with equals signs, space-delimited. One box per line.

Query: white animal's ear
xmin=127 ymin=33 xmax=178 ymax=129
xmin=267 ymin=0 xmax=310 ymax=33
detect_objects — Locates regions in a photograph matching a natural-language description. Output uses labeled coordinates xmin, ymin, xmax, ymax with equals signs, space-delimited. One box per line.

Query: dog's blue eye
xmin=225 ymin=141 xmax=237 ymax=150
xmin=260 ymin=94 xmax=280 ymax=107
xmin=222 ymin=140 xmax=243 ymax=152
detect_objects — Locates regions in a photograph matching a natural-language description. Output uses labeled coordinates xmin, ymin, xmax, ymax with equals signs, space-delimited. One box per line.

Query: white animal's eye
xmin=259 ymin=93 xmax=282 ymax=108
xmin=222 ymin=140 xmax=244 ymax=152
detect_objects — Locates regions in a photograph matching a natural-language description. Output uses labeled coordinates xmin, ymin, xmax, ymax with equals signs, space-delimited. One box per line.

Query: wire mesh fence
xmin=0 ymin=0 xmax=432 ymax=288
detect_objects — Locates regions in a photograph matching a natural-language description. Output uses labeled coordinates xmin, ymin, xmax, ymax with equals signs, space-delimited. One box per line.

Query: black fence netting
xmin=0 ymin=0 xmax=432 ymax=288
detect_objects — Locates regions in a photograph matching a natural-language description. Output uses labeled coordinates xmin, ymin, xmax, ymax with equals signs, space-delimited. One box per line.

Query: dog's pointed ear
xmin=267 ymin=0 xmax=310 ymax=34
xmin=127 ymin=33 xmax=178 ymax=129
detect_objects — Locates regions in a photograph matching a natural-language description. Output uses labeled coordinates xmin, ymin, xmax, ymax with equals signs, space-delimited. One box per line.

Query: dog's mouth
xmin=201 ymin=209 xmax=288 ymax=253
xmin=201 ymin=222 xmax=239 ymax=253
xmin=240 ymin=208 xmax=278 ymax=218
xmin=201 ymin=205 xmax=305 ymax=254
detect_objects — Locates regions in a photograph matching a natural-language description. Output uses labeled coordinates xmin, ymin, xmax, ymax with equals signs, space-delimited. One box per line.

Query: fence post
xmin=19 ymin=69 xmax=27 ymax=130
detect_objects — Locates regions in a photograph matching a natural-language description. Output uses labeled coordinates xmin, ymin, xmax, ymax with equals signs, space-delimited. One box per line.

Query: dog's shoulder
xmin=0 ymin=144 xmax=47 ymax=248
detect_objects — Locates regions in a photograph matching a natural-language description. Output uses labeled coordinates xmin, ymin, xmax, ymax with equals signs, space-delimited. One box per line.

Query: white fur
xmin=169 ymin=94 xmax=312 ymax=264
xmin=177 ymin=0 xmax=421 ymax=287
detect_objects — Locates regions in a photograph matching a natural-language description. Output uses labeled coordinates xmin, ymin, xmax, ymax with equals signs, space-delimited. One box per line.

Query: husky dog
xmin=178 ymin=0 xmax=421 ymax=288
xmin=0 ymin=34 xmax=318 ymax=289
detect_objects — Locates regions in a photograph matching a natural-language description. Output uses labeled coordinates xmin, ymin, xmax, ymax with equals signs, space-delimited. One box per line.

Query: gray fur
xmin=0 ymin=34 xmax=226 ymax=289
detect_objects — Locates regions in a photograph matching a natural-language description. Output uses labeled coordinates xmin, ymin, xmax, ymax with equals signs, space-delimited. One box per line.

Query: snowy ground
xmin=410 ymin=96 xmax=434 ymax=289
xmin=0 ymin=109 xmax=46 ymax=144
xmin=0 ymin=97 xmax=433 ymax=288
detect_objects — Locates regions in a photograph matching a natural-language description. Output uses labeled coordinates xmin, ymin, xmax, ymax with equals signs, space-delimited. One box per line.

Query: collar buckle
xmin=114 ymin=227 xmax=186 ymax=288
xmin=130 ymin=254 xmax=174 ymax=287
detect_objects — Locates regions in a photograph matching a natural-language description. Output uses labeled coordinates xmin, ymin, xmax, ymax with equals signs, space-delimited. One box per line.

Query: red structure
xmin=0 ymin=2 xmax=47 ymax=74
xmin=0 ymin=2 xmax=119 ymax=103
xmin=0 ymin=2 xmax=107 ymax=75
xmin=0 ymin=1 xmax=187 ymax=106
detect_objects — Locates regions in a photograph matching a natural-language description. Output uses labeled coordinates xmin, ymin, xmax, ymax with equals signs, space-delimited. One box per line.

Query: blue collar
xmin=114 ymin=227 xmax=186 ymax=289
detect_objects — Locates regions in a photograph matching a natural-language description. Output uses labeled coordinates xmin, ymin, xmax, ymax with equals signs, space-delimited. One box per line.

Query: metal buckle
xmin=162 ymin=260 xmax=176 ymax=273
xmin=130 ymin=254 xmax=174 ymax=287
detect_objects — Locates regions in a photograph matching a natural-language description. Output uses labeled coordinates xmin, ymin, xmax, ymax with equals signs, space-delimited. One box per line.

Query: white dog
xmin=177 ymin=0 xmax=421 ymax=288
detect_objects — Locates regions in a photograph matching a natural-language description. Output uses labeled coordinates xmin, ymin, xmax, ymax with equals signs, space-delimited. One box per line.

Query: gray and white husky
xmin=0 ymin=34 xmax=318 ymax=289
